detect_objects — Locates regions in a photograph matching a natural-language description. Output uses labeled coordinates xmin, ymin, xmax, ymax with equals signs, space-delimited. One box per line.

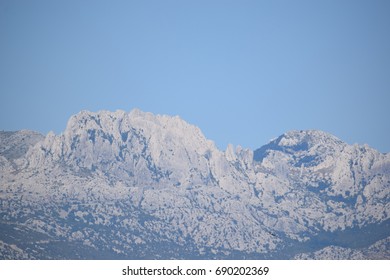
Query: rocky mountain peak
xmin=26 ymin=109 xmax=219 ymax=188
xmin=62 ymin=109 xmax=210 ymax=147
xmin=253 ymin=130 xmax=346 ymax=163
xmin=278 ymin=130 xmax=344 ymax=149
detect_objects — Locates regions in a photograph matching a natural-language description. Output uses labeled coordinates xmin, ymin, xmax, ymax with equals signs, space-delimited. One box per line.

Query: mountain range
xmin=0 ymin=109 xmax=389 ymax=259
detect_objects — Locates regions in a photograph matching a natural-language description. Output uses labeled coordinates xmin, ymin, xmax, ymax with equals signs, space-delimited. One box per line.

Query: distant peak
xmin=129 ymin=108 xmax=185 ymax=123
xmin=61 ymin=109 xmax=208 ymax=147
xmin=254 ymin=130 xmax=346 ymax=162
xmin=278 ymin=130 xmax=344 ymax=148
xmin=128 ymin=108 xmax=153 ymax=119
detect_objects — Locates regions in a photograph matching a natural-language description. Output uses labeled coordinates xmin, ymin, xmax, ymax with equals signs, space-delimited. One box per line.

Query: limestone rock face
xmin=0 ymin=110 xmax=389 ymax=259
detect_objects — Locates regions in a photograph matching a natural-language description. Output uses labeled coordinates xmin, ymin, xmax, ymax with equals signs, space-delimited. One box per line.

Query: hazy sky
xmin=1 ymin=0 xmax=389 ymax=152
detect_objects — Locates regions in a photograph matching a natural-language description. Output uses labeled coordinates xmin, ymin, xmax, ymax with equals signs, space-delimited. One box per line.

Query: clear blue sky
xmin=1 ymin=0 xmax=389 ymax=152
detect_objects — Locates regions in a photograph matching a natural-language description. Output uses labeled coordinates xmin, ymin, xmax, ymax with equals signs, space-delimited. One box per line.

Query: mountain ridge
xmin=0 ymin=109 xmax=389 ymax=259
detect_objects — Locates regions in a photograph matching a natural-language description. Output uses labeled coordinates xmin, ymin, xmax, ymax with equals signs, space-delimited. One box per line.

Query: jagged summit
xmin=62 ymin=109 xmax=211 ymax=147
xmin=65 ymin=108 xmax=192 ymax=129
xmin=28 ymin=109 xmax=219 ymax=188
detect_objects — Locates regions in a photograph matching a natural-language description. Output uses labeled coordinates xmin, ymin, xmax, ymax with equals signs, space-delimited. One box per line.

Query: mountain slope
xmin=0 ymin=109 xmax=389 ymax=259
